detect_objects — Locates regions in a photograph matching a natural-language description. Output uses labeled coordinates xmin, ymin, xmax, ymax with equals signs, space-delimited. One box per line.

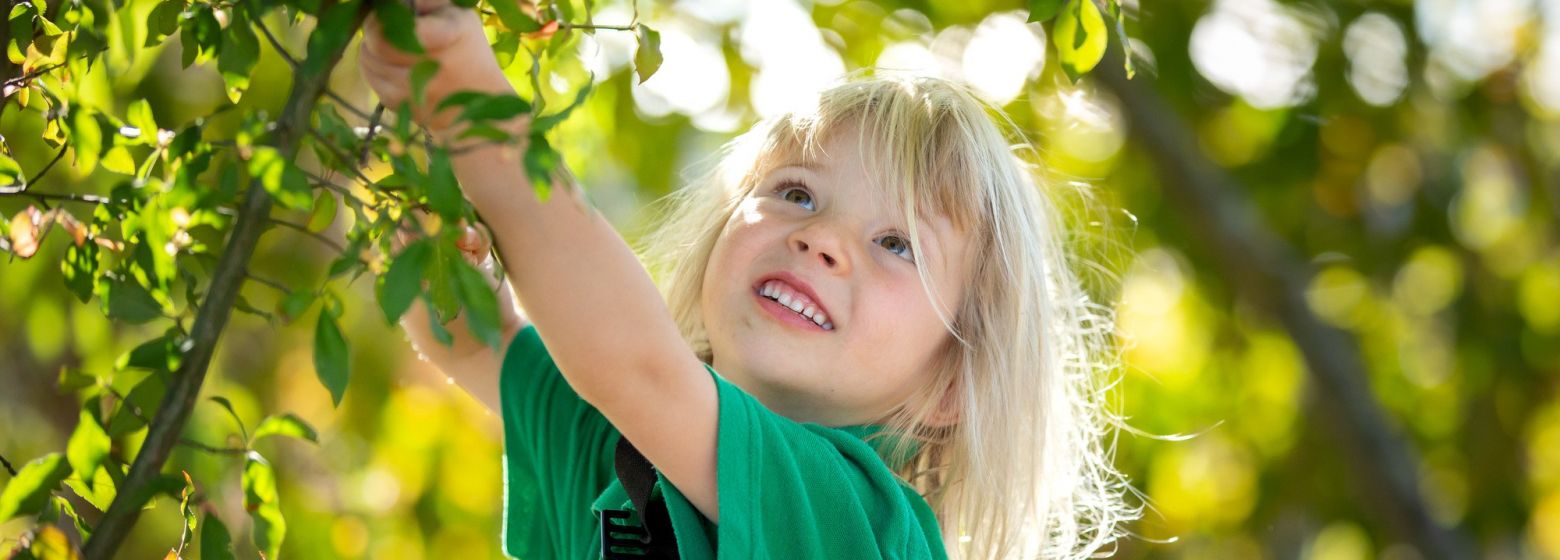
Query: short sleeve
xmin=499 ymin=324 xmax=620 ymax=560
xmin=709 ymin=367 xmax=948 ymax=559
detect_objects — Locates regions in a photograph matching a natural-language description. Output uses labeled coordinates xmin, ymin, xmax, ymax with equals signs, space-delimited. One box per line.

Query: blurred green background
xmin=3 ymin=0 xmax=1558 ymax=558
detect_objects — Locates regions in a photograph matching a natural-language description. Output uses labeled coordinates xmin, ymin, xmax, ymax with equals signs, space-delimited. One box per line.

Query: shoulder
xmin=706 ymin=372 xmax=948 ymax=558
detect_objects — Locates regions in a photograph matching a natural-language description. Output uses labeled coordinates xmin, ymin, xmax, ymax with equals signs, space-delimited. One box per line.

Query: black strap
xmin=600 ymin=437 xmax=680 ymax=559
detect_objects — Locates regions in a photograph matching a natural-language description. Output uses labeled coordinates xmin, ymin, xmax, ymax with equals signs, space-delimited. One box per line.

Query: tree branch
xmin=266 ymin=217 xmax=347 ymax=253
xmin=1091 ymin=47 xmax=1475 ymax=560
xmin=80 ymin=2 xmax=374 ymax=556
xmin=177 ymin=438 xmax=248 ymax=456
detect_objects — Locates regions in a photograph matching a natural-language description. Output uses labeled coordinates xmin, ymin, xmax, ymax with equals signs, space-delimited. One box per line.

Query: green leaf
xmin=0 ymin=153 xmax=21 ymax=187
xmin=634 ymin=24 xmax=662 ymax=84
xmin=301 ymin=0 xmax=361 ymax=79
xmin=127 ymin=99 xmax=157 ymax=142
xmin=58 ymin=368 xmax=97 ymax=393
xmin=450 ymin=257 xmax=502 ymax=349
xmin=523 ymin=132 xmax=560 ymax=202
xmin=201 ymin=512 xmax=236 ymax=560
xmin=278 ymin=290 xmax=316 ymax=323
xmin=374 ymin=0 xmax=423 ymax=54
xmin=52 ymin=494 xmax=93 ymax=541
xmin=209 ymin=396 xmax=249 ymax=442
xmin=63 ymin=465 xmax=117 ymax=513
xmin=532 ymin=77 xmax=594 ymax=133
xmin=1027 ymin=0 xmax=1066 ymax=22
xmin=219 ymin=11 xmax=261 ymax=104
xmin=65 ymin=409 xmax=110 ymax=490
xmin=181 ymin=3 xmax=221 ymax=68
xmin=314 ymin=308 xmax=350 ymax=406
xmin=306 ymin=191 xmax=337 ymax=233
xmin=61 ymin=241 xmax=99 ymax=303
xmin=248 ymin=146 xmax=314 ymax=211
xmin=426 ymin=148 xmax=463 ymax=220
xmin=100 ymin=145 xmax=136 ymax=174
xmin=0 ymin=453 xmax=71 ymax=521
xmin=146 ymin=0 xmax=184 ymax=47
xmin=8 ymin=3 xmax=34 ymax=63
xmin=424 ymin=242 xmax=461 ymax=321
xmin=437 ymin=92 xmax=531 ymax=124
xmin=179 ymin=471 xmax=197 ymax=543
xmin=488 ymin=0 xmax=541 ymax=33
xmin=69 ymin=108 xmax=102 ymax=175
xmin=1053 ymin=0 xmax=1108 ymax=82
xmin=101 ymin=275 xmax=162 ymax=323
xmin=492 ymin=30 xmax=520 ymax=69
xmin=117 ymin=331 xmax=183 ymax=372
xmin=425 ymin=298 xmax=453 ymax=345
xmin=379 ymin=238 xmax=428 ymax=324
xmin=107 ymin=374 xmax=167 ymax=437
xmin=253 ymin=413 xmax=319 ymax=444
xmin=411 ymin=59 xmax=440 ymax=108
xmin=242 ymin=453 xmax=286 ymax=560
xmin=1107 ymin=0 xmax=1134 ymax=79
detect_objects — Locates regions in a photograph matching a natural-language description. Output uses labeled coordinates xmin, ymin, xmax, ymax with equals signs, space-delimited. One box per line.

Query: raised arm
xmin=360 ymin=1 xmax=720 ymax=521
xmin=434 ymin=117 xmax=722 ymax=521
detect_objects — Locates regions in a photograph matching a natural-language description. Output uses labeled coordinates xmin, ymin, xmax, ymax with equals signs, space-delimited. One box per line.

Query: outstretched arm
xmin=358 ymin=0 xmax=721 ymax=522
xmin=435 ymin=119 xmax=721 ymax=521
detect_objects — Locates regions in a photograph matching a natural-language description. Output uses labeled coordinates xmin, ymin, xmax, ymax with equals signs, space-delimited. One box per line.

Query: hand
xmin=390 ymin=210 xmax=503 ymax=282
xmin=359 ymin=0 xmax=519 ymax=134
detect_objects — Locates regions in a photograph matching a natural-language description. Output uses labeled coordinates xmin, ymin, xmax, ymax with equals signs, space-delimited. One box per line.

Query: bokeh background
xmin=3 ymin=0 xmax=1558 ymax=558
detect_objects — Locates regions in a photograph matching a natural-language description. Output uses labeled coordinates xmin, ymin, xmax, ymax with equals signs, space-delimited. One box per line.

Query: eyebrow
xmin=769 ymin=163 xmax=953 ymax=267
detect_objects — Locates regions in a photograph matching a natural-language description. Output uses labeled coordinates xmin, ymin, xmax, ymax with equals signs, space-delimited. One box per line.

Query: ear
xmin=922 ymin=374 xmax=961 ymax=428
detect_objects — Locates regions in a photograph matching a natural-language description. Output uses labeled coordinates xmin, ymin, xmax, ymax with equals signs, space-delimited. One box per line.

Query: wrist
xmin=427 ymin=75 xmax=526 ymax=146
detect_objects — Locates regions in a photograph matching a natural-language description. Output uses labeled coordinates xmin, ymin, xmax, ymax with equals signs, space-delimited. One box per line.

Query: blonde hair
xmin=632 ymin=71 xmax=1140 ymax=559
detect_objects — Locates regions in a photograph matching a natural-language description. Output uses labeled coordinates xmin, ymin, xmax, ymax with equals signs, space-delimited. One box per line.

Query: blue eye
xmin=778 ymin=183 xmax=815 ymax=211
xmin=879 ymin=234 xmax=914 ymax=261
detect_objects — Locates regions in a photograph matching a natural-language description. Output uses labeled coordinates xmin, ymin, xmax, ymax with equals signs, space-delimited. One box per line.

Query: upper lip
xmin=753 ymin=271 xmax=833 ymax=323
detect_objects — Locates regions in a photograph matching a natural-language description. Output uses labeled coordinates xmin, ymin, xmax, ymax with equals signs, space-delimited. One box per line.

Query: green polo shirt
xmin=498 ymin=324 xmax=948 ymax=559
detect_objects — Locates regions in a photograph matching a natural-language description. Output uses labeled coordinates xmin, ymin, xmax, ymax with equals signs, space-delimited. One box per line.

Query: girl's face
xmin=701 ymin=122 xmax=971 ymax=427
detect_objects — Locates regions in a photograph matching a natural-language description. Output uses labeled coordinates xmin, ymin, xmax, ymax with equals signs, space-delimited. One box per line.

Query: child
xmin=361 ymin=2 xmax=1139 ymax=558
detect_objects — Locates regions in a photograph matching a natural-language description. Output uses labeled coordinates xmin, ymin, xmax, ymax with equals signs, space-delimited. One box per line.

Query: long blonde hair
xmin=632 ymin=72 xmax=1139 ymax=559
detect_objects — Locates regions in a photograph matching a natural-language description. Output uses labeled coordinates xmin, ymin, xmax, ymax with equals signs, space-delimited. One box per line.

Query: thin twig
xmin=2 ymin=63 xmax=63 ymax=88
xmin=250 ymin=7 xmax=301 ymax=70
xmin=557 ymin=22 xmax=635 ymax=31
xmin=306 ymin=127 xmax=379 ymax=187
xmin=243 ymin=270 xmax=290 ymax=293
xmin=0 ymin=143 xmax=67 ymax=195
xmin=358 ymin=104 xmax=385 ymax=167
xmin=177 ymin=438 xmax=248 ymax=456
xmin=266 ymin=217 xmax=347 ymax=253
xmin=28 ymin=143 xmax=67 ymax=186
xmin=323 ymin=89 xmax=374 ymax=121
xmin=0 ymin=451 xmax=16 ymax=477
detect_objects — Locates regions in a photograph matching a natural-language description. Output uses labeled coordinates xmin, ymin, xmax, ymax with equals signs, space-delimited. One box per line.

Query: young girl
xmin=361 ymin=2 xmax=1138 ymax=558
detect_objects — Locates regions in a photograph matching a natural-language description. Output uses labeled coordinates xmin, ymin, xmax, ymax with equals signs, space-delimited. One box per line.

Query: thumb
xmin=454 ymin=221 xmax=493 ymax=262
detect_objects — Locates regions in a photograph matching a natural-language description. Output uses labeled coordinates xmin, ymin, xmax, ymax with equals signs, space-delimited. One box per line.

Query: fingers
xmin=361 ymin=5 xmax=474 ymax=66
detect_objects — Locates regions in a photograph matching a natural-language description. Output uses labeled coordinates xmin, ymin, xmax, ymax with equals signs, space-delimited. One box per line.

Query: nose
xmin=790 ymin=224 xmax=849 ymax=273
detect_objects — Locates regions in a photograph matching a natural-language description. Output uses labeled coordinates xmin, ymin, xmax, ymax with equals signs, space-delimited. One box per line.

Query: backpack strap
xmin=600 ymin=437 xmax=681 ymax=559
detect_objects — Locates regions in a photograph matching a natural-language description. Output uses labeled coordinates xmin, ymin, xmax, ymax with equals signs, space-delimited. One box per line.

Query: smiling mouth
xmin=753 ymin=288 xmax=835 ymax=332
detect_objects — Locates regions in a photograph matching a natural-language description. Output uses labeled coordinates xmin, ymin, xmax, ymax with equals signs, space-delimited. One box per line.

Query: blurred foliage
xmin=1 ymin=0 xmax=1557 ymax=558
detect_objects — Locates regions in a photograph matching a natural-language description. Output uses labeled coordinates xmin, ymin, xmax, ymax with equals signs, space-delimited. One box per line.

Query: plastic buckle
xmin=600 ymin=508 xmax=652 ymax=559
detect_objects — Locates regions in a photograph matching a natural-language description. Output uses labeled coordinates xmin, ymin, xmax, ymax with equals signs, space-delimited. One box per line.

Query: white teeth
xmin=759 ymin=280 xmax=834 ymax=330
